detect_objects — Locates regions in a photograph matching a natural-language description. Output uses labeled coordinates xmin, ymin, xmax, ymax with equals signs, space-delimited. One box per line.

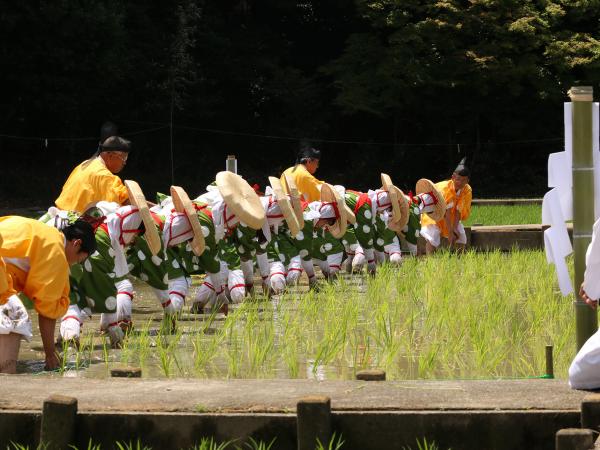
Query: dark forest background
xmin=1 ymin=0 xmax=600 ymax=206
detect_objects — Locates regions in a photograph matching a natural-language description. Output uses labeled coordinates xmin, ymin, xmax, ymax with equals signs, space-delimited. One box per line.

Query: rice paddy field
xmin=463 ymin=204 xmax=542 ymax=226
xmin=18 ymin=249 xmax=576 ymax=382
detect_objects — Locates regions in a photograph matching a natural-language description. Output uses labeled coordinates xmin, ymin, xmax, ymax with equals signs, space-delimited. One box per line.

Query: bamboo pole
xmin=570 ymin=86 xmax=597 ymax=350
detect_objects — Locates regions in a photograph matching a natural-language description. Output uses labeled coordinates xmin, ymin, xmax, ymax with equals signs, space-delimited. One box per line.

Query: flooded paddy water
xmin=17 ymin=250 xmax=576 ymax=381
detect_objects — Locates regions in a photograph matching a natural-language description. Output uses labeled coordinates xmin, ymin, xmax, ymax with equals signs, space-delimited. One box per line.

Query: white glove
xmin=59 ymin=304 xmax=84 ymax=342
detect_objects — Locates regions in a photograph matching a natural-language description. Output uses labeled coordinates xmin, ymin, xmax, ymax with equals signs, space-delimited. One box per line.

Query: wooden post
xmin=569 ymin=86 xmax=597 ymax=350
xmin=297 ymin=396 xmax=332 ymax=450
xmin=555 ymin=429 xmax=594 ymax=450
xmin=40 ymin=395 xmax=78 ymax=450
xmin=545 ymin=345 xmax=554 ymax=378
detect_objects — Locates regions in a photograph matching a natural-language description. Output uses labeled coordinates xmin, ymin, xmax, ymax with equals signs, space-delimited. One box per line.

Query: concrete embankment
xmin=0 ymin=377 xmax=590 ymax=450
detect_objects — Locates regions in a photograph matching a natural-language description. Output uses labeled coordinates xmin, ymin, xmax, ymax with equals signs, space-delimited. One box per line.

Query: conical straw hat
xmin=268 ymin=177 xmax=302 ymax=237
xmin=170 ymin=186 xmax=205 ymax=256
xmin=416 ymin=178 xmax=446 ymax=222
xmin=282 ymin=173 xmax=305 ymax=229
xmin=380 ymin=173 xmax=409 ymax=230
xmin=125 ymin=180 xmax=161 ymax=255
xmin=320 ymin=183 xmax=347 ymax=238
xmin=216 ymin=171 xmax=266 ymax=230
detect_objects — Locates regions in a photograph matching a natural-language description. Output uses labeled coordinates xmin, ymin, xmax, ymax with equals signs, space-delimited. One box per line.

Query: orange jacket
xmin=0 ymin=217 xmax=70 ymax=319
xmin=55 ymin=157 xmax=128 ymax=212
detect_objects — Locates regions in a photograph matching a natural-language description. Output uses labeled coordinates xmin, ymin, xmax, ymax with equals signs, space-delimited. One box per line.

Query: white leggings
xmin=315 ymin=252 xmax=343 ymax=278
xmin=152 ymin=276 xmax=190 ymax=315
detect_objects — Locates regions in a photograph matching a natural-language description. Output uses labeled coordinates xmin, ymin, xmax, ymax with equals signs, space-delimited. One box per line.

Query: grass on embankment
xmin=463 ymin=204 xmax=542 ymax=226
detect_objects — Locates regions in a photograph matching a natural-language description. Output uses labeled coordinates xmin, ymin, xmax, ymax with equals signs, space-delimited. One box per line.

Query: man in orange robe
xmin=420 ymin=158 xmax=472 ymax=254
xmin=55 ymin=125 xmax=131 ymax=212
xmin=280 ymin=145 xmax=324 ymax=202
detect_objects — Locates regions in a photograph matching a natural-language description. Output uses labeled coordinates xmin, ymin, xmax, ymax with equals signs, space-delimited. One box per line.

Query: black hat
xmin=454 ymin=157 xmax=470 ymax=177
xmin=100 ymin=121 xmax=118 ymax=144
xmin=100 ymin=136 xmax=131 ymax=152
xmin=296 ymin=143 xmax=321 ymax=164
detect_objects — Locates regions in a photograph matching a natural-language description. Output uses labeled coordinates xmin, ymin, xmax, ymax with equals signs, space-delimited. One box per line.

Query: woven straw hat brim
xmin=283 ymin=174 xmax=305 ymax=228
xmin=380 ymin=173 xmax=409 ymax=230
xmin=216 ymin=171 xmax=266 ymax=230
xmin=170 ymin=186 xmax=205 ymax=256
xmin=321 ymin=183 xmax=347 ymax=238
xmin=416 ymin=178 xmax=446 ymax=222
xmin=268 ymin=176 xmax=302 ymax=237
xmin=389 ymin=185 xmax=409 ymax=229
xmin=125 ymin=180 xmax=161 ymax=255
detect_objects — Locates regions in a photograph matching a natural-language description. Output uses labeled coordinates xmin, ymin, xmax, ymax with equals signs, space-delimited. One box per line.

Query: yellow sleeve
xmin=25 ymin=236 xmax=70 ymax=319
xmin=94 ymin=172 xmax=129 ymax=205
xmin=457 ymin=185 xmax=472 ymax=221
xmin=297 ymin=170 xmax=324 ymax=202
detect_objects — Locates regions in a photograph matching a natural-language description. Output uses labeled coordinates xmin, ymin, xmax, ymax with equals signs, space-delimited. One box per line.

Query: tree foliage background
xmin=1 ymin=0 xmax=599 ymax=205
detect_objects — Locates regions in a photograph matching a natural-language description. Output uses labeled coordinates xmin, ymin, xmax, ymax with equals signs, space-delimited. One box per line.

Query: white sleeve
xmin=584 ymin=218 xmax=600 ymax=299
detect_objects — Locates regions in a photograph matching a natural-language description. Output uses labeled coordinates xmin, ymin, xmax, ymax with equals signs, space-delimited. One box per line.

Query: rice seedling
xmin=185 ymin=438 xmax=231 ymax=450
xmin=8 ymin=443 xmax=48 ymax=450
xmin=155 ymin=327 xmax=184 ymax=378
xmin=115 ymin=440 xmax=152 ymax=450
xmin=69 ymin=440 xmax=102 ymax=450
xmin=238 ymin=437 xmax=276 ymax=450
xmin=20 ymin=245 xmax=577 ymax=381
xmin=401 ymin=437 xmax=448 ymax=450
xmin=316 ymin=432 xmax=345 ymax=450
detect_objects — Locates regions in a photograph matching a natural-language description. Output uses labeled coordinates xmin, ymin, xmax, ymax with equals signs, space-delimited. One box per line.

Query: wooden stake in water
xmin=545 ymin=345 xmax=554 ymax=379
xmin=570 ymin=86 xmax=598 ymax=350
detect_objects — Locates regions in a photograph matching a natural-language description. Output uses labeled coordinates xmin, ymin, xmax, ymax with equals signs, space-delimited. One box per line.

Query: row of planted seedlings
xmin=60 ymin=249 xmax=575 ymax=380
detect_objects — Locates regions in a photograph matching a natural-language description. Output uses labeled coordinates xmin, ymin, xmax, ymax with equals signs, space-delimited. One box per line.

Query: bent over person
xmin=55 ymin=131 xmax=131 ymax=213
xmin=0 ymin=217 xmax=96 ymax=373
xmin=421 ymin=158 xmax=472 ymax=254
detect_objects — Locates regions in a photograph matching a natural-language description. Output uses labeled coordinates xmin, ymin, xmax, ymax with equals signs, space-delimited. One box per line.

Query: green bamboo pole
xmin=570 ymin=86 xmax=597 ymax=350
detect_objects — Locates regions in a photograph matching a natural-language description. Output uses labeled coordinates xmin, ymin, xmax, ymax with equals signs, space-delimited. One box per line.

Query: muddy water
xmin=17 ymin=274 xmax=374 ymax=380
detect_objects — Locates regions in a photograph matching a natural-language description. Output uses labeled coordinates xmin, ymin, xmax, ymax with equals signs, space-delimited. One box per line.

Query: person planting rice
xmin=55 ymin=122 xmax=131 ymax=213
xmin=280 ymin=144 xmax=324 ymax=202
xmin=339 ymin=174 xmax=407 ymax=273
xmin=253 ymin=177 xmax=305 ymax=296
xmin=125 ymin=186 xmax=207 ymax=332
xmin=569 ymin=217 xmax=600 ymax=389
xmin=395 ymin=179 xmax=446 ymax=256
xmin=191 ymin=171 xmax=266 ymax=313
xmin=421 ymin=157 xmax=472 ymax=254
xmin=0 ymin=217 xmax=96 ymax=373
xmin=54 ymin=181 xmax=161 ymax=348
xmin=305 ymin=183 xmax=352 ymax=282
